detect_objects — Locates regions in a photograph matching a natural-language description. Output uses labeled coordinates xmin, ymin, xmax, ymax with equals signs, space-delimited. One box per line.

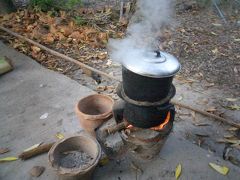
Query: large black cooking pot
xmin=122 ymin=66 xmax=173 ymax=102
xmin=121 ymin=51 xmax=180 ymax=102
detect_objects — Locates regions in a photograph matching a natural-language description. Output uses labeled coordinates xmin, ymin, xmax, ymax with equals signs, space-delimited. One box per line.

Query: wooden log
xmin=172 ymin=100 xmax=240 ymax=129
xmin=106 ymin=121 xmax=128 ymax=134
xmin=19 ymin=143 xmax=55 ymax=160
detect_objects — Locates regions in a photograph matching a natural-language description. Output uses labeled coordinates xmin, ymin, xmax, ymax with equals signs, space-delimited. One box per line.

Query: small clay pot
xmin=48 ymin=134 xmax=101 ymax=180
xmin=75 ymin=94 xmax=114 ymax=135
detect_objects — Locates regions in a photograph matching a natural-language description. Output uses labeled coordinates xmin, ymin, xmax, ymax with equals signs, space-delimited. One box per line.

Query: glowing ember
xmin=150 ymin=112 xmax=171 ymax=131
xmin=127 ymin=124 xmax=133 ymax=129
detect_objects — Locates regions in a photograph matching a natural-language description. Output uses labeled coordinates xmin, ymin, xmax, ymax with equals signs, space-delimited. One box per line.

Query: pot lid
xmin=122 ymin=50 xmax=181 ymax=78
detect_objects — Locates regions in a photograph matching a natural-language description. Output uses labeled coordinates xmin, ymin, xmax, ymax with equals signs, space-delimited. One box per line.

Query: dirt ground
xmin=172 ymin=1 xmax=240 ymax=96
xmin=0 ymin=0 xmax=240 ymax=169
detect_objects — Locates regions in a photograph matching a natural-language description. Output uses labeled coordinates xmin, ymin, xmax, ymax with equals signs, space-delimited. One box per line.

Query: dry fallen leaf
xmin=228 ymin=127 xmax=239 ymax=131
xmin=99 ymin=157 xmax=109 ymax=166
xmin=209 ymin=163 xmax=229 ymax=175
xmin=98 ymin=32 xmax=109 ymax=44
xmin=31 ymin=46 xmax=41 ymax=54
xmin=217 ymin=138 xmax=240 ymax=145
xmin=227 ymin=105 xmax=240 ymax=111
xmin=29 ymin=166 xmax=45 ymax=177
xmin=206 ymin=107 xmax=217 ymax=113
xmin=223 ymin=134 xmax=235 ymax=139
xmin=175 ymin=163 xmax=182 ymax=179
xmin=0 ymin=157 xmax=18 ymax=162
xmin=191 ymin=111 xmax=196 ymax=121
xmin=177 ymin=96 xmax=183 ymax=101
xmin=56 ymin=133 xmax=64 ymax=139
xmin=43 ymin=34 xmax=55 ymax=44
xmin=23 ymin=143 xmax=42 ymax=152
xmin=210 ymin=32 xmax=217 ymax=36
xmin=0 ymin=148 xmax=10 ymax=154
xmin=226 ymin=98 xmax=238 ymax=102
xmin=97 ymin=52 xmax=107 ymax=60
xmin=211 ymin=48 xmax=218 ymax=54
xmin=69 ymin=31 xmax=82 ymax=40
xmin=212 ymin=23 xmax=222 ymax=27
xmin=60 ymin=26 xmax=72 ymax=37
xmin=205 ymin=82 xmax=215 ymax=87
xmin=193 ymin=122 xmax=210 ymax=127
xmin=106 ymin=59 xmax=112 ymax=66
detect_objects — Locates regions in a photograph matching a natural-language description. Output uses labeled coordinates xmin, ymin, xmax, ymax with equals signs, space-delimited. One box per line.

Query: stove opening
xmin=126 ymin=111 xmax=171 ymax=131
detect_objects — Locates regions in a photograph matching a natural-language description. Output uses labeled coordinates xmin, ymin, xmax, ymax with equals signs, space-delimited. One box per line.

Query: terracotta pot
xmin=75 ymin=94 xmax=114 ymax=135
xmin=48 ymin=134 xmax=101 ymax=180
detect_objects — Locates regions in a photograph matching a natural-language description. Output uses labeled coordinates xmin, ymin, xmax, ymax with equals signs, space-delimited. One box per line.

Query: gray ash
xmin=60 ymin=151 xmax=94 ymax=169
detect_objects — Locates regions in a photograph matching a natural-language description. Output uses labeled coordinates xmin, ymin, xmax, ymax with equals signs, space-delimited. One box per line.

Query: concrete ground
xmin=0 ymin=41 xmax=240 ymax=179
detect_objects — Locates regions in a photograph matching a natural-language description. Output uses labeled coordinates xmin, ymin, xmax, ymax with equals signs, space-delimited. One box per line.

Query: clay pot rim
xmin=48 ymin=134 xmax=101 ymax=176
xmin=75 ymin=94 xmax=114 ymax=121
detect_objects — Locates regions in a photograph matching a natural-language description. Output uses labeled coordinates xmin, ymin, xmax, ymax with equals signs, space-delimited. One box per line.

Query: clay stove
xmin=97 ymin=50 xmax=180 ymax=160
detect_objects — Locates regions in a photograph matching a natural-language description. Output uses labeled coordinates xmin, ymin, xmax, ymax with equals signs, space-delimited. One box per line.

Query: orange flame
xmin=150 ymin=112 xmax=171 ymax=131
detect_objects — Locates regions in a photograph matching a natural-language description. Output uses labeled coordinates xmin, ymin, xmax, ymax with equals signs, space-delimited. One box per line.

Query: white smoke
xmin=108 ymin=0 xmax=174 ymax=63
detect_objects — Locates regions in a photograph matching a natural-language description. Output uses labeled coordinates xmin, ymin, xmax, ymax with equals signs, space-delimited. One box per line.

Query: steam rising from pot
xmin=108 ymin=0 xmax=174 ymax=63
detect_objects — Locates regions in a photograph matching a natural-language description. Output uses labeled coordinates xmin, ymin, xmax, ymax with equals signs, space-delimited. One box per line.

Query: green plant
xmin=195 ymin=0 xmax=212 ymax=8
xmin=30 ymin=0 xmax=55 ymax=11
xmin=74 ymin=16 xmax=87 ymax=25
xmin=65 ymin=0 xmax=82 ymax=9
xmin=30 ymin=0 xmax=82 ymax=11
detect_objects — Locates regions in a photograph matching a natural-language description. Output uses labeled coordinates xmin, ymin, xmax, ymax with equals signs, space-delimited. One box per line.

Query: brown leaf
xmin=39 ymin=14 xmax=54 ymax=24
xmin=0 ymin=148 xmax=10 ymax=154
xmin=205 ymin=82 xmax=215 ymax=87
xmin=31 ymin=46 xmax=41 ymax=54
xmin=98 ymin=32 xmax=109 ymax=44
xmin=60 ymin=26 xmax=73 ymax=37
xmin=217 ymin=138 xmax=240 ymax=144
xmin=191 ymin=111 xmax=196 ymax=121
xmin=97 ymin=52 xmax=107 ymax=60
xmin=49 ymin=25 xmax=57 ymax=34
xmin=228 ymin=127 xmax=239 ymax=131
xmin=206 ymin=107 xmax=217 ymax=113
xmin=31 ymin=28 xmax=42 ymax=40
xmin=42 ymin=34 xmax=54 ymax=44
xmin=69 ymin=31 xmax=83 ymax=41
xmin=29 ymin=166 xmax=45 ymax=177
xmin=55 ymin=32 xmax=66 ymax=41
